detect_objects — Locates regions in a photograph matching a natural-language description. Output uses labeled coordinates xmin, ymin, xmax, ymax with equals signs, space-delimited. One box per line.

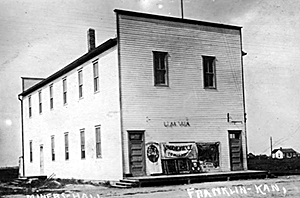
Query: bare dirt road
xmin=2 ymin=175 xmax=300 ymax=198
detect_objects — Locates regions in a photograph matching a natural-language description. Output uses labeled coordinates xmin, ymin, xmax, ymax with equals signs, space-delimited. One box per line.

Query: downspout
xmin=240 ymin=29 xmax=248 ymax=170
xmin=18 ymin=94 xmax=25 ymax=177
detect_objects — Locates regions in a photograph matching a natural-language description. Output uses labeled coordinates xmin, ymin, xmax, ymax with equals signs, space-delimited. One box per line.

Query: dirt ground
xmin=2 ymin=175 xmax=300 ymax=198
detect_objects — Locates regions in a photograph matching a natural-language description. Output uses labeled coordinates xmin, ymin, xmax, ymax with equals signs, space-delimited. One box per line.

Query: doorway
xmin=228 ymin=131 xmax=243 ymax=171
xmin=128 ymin=131 xmax=145 ymax=176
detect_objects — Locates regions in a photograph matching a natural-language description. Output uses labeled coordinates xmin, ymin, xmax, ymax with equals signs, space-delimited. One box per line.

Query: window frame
xmin=202 ymin=56 xmax=216 ymax=89
xmin=63 ymin=78 xmax=67 ymax=105
xmin=49 ymin=84 xmax=53 ymax=109
xmin=153 ymin=51 xmax=169 ymax=86
xmin=28 ymin=95 xmax=32 ymax=117
xmin=29 ymin=140 xmax=33 ymax=162
xmin=38 ymin=90 xmax=42 ymax=114
xmin=64 ymin=132 xmax=69 ymax=160
xmin=78 ymin=70 xmax=83 ymax=98
xmin=80 ymin=129 xmax=85 ymax=159
xmin=93 ymin=61 xmax=99 ymax=92
xmin=51 ymin=135 xmax=55 ymax=161
xmin=95 ymin=125 xmax=101 ymax=158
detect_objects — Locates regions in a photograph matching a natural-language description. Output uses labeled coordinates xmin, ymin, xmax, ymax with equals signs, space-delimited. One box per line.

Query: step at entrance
xmin=111 ymin=179 xmax=139 ymax=188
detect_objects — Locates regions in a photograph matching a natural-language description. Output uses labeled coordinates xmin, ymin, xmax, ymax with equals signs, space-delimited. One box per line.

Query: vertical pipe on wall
xmin=240 ymin=29 xmax=248 ymax=170
xmin=18 ymin=95 xmax=25 ymax=177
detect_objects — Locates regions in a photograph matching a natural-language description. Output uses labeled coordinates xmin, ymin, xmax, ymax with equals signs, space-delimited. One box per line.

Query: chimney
xmin=87 ymin=28 xmax=96 ymax=51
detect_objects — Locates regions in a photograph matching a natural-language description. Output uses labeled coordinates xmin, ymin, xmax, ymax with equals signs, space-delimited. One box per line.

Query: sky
xmin=1 ymin=0 xmax=300 ymax=167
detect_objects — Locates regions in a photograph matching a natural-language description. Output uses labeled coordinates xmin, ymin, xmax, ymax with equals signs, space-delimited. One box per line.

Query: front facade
xmin=19 ymin=10 xmax=247 ymax=180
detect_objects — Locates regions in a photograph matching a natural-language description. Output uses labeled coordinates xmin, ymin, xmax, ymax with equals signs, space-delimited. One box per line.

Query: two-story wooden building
xmin=19 ymin=9 xmax=247 ymax=181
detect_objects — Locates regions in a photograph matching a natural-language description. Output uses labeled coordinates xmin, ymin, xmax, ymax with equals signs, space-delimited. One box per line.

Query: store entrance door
xmin=128 ymin=131 xmax=145 ymax=176
xmin=228 ymin=131 xmax=243 ymax=171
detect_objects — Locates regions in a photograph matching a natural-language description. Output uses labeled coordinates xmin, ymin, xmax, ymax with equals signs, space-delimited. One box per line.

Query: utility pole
xmin=180 ymin=0 xmax=184 ymax=19
xmin=270 ymin=136 xmax=273 ymax=157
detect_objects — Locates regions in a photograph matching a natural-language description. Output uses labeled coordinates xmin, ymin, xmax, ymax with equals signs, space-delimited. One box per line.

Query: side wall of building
xmin=117 ymin=14 xmax=246 ymax=174
xmin=22 ymin=47 xmax=123 ymax=181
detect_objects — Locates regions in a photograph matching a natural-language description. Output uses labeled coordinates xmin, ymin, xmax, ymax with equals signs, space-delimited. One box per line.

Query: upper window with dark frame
xmin=202 ymin=56 xmax=216 ymax=89
xmin=93 ymin=61 xmax=99 ymax=92
xmin=63 ymin=78 xmax=67 ymax=105
xmin=49 ymin=84 xmax=53 ymax=109
xmin=153 ymin=51 xmax=168 ymax=86
xmin=78 ymin=70 xmax=83 ymax=98
xmin=28 ymin=96 xmax=32 ymax=117
xmin=38 ymin=90 xmax=42 ymax=114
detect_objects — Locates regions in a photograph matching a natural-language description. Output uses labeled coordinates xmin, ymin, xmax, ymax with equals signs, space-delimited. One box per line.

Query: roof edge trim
xmin=19 ymin=37 xmax=117 ymax=97
xmin=114 ymin=9 xmax=242 ymax=30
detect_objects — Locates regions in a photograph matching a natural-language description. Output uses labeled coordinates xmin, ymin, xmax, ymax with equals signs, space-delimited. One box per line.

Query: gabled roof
xmin=272 ymin=148 xmax=297 ymax=154
xmin=19 ymin=38 xmax=117 ymax=97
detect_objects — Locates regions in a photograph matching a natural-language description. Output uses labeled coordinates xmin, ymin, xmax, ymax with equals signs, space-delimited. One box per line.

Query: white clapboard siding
xmin=117 ymin=14 xmax=246 ymax=174
xmin=22 ymin=46 xmax=123 ymax=180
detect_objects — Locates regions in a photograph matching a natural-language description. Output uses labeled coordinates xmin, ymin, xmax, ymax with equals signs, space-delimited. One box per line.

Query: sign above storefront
xmin=161 ymin=142 xmax=197 ymax=159
xmin=163 ymin=121 xmax=190 ymax=127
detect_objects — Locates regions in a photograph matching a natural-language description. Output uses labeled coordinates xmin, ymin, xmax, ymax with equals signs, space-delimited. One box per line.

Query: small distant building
xmin=272 ymin=147 xmax=299 ymax=159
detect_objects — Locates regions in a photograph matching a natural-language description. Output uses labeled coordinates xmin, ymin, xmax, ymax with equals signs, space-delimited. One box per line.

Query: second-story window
xmin=49 ymin=84 xmax=53 ymax=109
xmin=153 ymin=51 xmax=168 ymax=86
xmin=63 ymin=78 xmax=67 ymax=104
xmin=38 ymin=91 xmax=42 ymax=114
xmin=203 ymin=56 xmax=216 ymax=89
xmin=93 ymin=62 xmax=99 ymax=92
xmin=28 ymin=96 xmax=32 ymax=117
xmin=78 ymin=70 xmax=83 ymax=98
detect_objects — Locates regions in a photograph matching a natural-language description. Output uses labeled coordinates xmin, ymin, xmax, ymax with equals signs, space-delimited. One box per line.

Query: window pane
xmin=93 ymin=62 xmax=99 ymax=92
xmin=93 ymin=62 xmax=98 ymax=78
xmin=29 ymin=141 xmax=33 ymax=162
xmin=154 ymin=52 xmax=168 ymax=86
xmin=51 ymin=136 xmax=55 ymax=161
xmin=95 ymin=127 xmax=101 ymax=158
xmin=203 ymin=56 xmax=216 ymax=88
xmin=65 ymin=133 xmax=69 ymax=160
xmin=80 ymin=130 xmax=85 ymax=159
xmin=63 ymin=79 xmax=67 ymax=91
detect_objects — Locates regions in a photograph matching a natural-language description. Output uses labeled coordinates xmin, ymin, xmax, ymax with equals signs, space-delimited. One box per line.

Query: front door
xmin=228 ymin=131 xmax=243 ymax=171
xmin=40 ymin=144 xmax=44 ymax=175
xmin=128 ymin=131 xmax=145 ymax=176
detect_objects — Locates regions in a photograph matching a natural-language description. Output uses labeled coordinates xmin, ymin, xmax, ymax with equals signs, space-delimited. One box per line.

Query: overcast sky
xmin=1 ymin=0 xmax=300 ymax=167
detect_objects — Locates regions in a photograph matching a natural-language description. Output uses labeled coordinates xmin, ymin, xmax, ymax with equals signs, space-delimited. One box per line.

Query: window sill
xmin=154 ymin=84 xmax=169 ymax=87
xmin=204 ymin=87 xmax=217 ymax=90
xmin=94 ymin=90 xmax=100 ymax=94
